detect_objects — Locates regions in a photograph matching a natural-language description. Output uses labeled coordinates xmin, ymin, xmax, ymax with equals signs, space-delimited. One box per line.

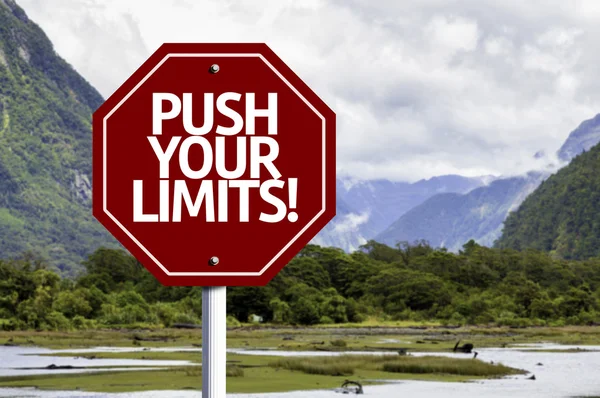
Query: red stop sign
xmin=92 ymin=43 xmax=336 ymax=286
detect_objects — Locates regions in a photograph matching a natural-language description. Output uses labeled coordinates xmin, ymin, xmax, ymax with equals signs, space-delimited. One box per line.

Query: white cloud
xmin=333 ymin=212 xmax=370 ymax=235
xmin=17 ymin=0 xmax=600 ymax=182
xmin=484 ymin=36 xmax=513 ymax=56
xmin=424 ymin=15 xmax=480 ymax=55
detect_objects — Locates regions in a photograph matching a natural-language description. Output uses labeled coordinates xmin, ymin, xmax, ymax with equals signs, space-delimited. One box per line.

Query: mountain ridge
xmin=0 ymin=0 xmax=119 ymax=274
xmin=373 ymin=113 xmax=600 ymax=252
xmin=375 ymin=172 xmax=547 ymax=251
xmin=496 ymin=140 xmax=600 ymax=259
xmin=313 ymin=174 xmax=491 ymax=251
xmin=558 ymin=113 xmax=600 ymax=162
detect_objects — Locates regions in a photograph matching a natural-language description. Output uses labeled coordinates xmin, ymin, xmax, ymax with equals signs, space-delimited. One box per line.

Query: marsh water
xmin=1 ymin=343 xmax=600 ymax=397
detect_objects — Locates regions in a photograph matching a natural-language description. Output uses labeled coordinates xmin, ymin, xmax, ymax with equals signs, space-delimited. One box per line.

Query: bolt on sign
xmin=92 ymin=43 xmax=336 ymax=286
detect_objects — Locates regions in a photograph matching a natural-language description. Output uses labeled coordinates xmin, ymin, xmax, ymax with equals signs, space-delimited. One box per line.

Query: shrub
xmin=153 ymin=302 xmax=177 ymax=327
xmin=226 ymin=315 xmax=241 ymax=328
xmin=72 ymin=315 xmax=95 ymax=330
xmin=226 ymin=365 xmax=244 ymax=377
xmin=448 ymin=312 xmax=466 ymax=326
xmin=271 ymin=358 xmax=354 ymax=376
xmin=269 ymin=355 xmax=524 ymax=378
xmin=382 ymin=356 xmax=522 ymax=377
xmin=44 ymin=311 xmax=71 ymax=331
xmin=173 ymin=312 xmax=200 ymax=325
xmin=330 ymin=339 xmax=347 ymax=348
xmin=0 ymin=319 xmax=16 ymax=331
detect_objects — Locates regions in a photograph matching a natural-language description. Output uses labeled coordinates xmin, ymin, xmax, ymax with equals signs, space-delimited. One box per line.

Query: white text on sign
xmin=133 ymin=92 xmax=299 ymax=224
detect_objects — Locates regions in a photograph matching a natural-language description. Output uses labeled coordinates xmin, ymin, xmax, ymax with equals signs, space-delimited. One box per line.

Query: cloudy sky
xmin=18 ymin=0 xmax=600 ymax=182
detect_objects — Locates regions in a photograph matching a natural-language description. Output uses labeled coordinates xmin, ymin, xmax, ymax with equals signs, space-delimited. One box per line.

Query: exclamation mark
xmin=287 ymin=178 xmax=298 ymax=222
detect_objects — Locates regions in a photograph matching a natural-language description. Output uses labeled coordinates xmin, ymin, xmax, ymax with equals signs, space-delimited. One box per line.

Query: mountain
xmin=0 ymin=1 xmax=488 ymax=265
xmin=375 ymin=172 xmax=546 ymax=251
xmin=0 ymin=0 xmax=118 ymax=274
xmin=375 ymin=113 xmax=600 ymax=252
xmin=312 ymin=175 xmax=491 ymax=252
xmin=558 ymin=114 xmax=600 ymax=162
xmin=496 ymin=142 xmax=600 ymax=259
xmin=337 ymin=175 xmax=491 ymax=236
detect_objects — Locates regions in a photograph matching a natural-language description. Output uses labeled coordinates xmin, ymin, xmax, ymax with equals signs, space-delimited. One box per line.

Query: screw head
xmin=208 ymin=256 xmax=219 ymax=266
xmin=209 ymin=64 xmax=220 ymax=74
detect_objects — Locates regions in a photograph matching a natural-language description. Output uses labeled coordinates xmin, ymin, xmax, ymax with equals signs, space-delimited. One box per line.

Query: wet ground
xmin=0 ymin=346 xmax=195 ymax=377
xmin=1 ymin=343 xmax=599 ymax=397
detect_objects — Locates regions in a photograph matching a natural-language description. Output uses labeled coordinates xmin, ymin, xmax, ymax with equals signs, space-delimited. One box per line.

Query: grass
xmin=0 ymin=329 xmax=205 ymax=349
xmin=381 ymin=356 xmax=519 ymax=377
xmin=0 ymin=325 xmax=596 ymax=394
xmin=176 ymin=365 xmax=243 ymax=378
xmin=269 ymin=354 xmax=523 ymax=378
xmin=5 ymin=325 xmax=600 ymax=354
xmin=0 ymin=366 xmax=363 ymax=393
xmin=315 ymin=317 xmax=442 ymax=328
xmin=330 ymin=339 xmax=348 ymax=348
xmin=226 ymin=365 xmax=244 ymax=377
xmin=5 ymin=325 xmax=600 ymax=355
xmin=0 ymin=358 xmax=518 ymax=394
xmin=271 ymin=357 xmax=357 ymax=376
xmin=0 ymin=351 xmax=525 ymax=393
xmin=520 ymin=348 xmax=597 ymax=353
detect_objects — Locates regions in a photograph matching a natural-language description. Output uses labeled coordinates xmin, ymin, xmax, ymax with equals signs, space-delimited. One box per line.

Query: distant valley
xmin=317 ymin=113 xmax=600 ymax=253
xmin=312 ymin=174 xmax=492 ymax=252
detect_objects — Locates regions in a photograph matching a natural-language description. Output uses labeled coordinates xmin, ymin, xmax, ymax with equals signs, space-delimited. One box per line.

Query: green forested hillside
xmin=496 ymin=142 xmax=600 ymax=259
xmin=0 ymin=0 xmax=118 ymax=274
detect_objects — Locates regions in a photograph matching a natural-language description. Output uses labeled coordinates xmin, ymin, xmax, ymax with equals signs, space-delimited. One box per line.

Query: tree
xmin=291 ymin=297 xmax=321 ymax=325
xmin=360 ymin=240 xmax=403 ymax=264
xmin=321 ymin=288 xmax=348 ymax=323
xmin=227 ymin=287 xmax=274 ymax=322
xmin=269 ymin=298 xmax=291 ymax=324
xmin=81 ymin=248 xmax=143 ymax=290
xmin=279 ymin=257 xmax=331 ymax=290
xmin=53 ymin=290 xmax=92 ymax=318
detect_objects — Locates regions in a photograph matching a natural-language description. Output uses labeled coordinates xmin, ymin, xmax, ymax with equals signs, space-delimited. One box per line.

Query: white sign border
xmin=103 ymin=53 xmax=327 ymax=277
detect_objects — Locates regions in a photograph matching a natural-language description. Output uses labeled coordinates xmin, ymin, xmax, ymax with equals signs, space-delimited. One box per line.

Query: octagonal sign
xmin=92 ymin=43 xmax=336 ymax=286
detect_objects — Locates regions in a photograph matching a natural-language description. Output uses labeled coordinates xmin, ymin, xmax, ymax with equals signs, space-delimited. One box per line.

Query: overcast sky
xmin=18 ymin=0 xmax=600 ymax=182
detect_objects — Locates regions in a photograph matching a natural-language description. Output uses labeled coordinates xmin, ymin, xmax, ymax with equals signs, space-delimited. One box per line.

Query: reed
xmin=270 ymin=354 xmax=524 ymax=378
xmin=382 ymin=356 xmax=520 ymax=377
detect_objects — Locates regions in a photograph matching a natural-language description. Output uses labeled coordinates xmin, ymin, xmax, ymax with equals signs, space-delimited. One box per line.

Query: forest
xmin=497 ymin=142 xmax=600 ymax=260
xmin=0 ymin=0 xmax=120 ymax=275
xmin=2 ymin=239 xmax=600 ymax=331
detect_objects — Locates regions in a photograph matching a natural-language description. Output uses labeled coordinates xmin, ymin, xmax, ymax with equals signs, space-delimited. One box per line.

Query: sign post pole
xmin=202 ymin=286 xmax=226 ymax=398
